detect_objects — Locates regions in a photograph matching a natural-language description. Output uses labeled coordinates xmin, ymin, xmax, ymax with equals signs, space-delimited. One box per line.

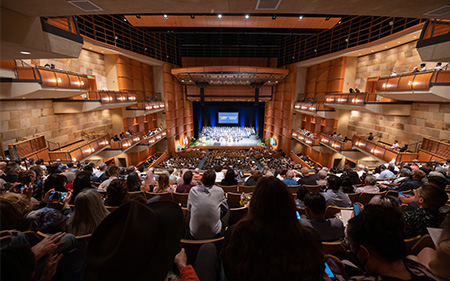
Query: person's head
xmin=201 ymin=169 xmax=216 ymax=187
xmin=301 ymin=167 xmax=310 ymax=176
xmin=327 ymin=174 xmax=342 ymax=190
xmin=72 ymin=171 xmax=93 ymax=203
xmin=368 ymin=195 xmax=399 ymax=208
xmin=411 ymin=169 xmax=426 ymax=181
xmin=126 ymin=166 xmax=136 ymax=174
xmin=224 ymin=177 xmax=325 ymax=281
xmin=379 ymin=165 xmax=386 ymax=171
xmin=0 ymin=193 xmax=32 ymax=230
xmin=364 ymin=175 xmax=377 ymax=186
xmin=5 ymin=162 xmax=19 ymax=176
xmin=107 ymin=166 xmax=120 ymax=178
xmin=83 ymin=165 xmax=93 ymax=174
xmin=44 ymin=173 xmax=67 ymax=194
xmin=214 ymin=165 xmax=222 ymax=173
xmin=106 ymin=179 xmax=128 ymax=206
xmin=253 ymin=171 xmax=263 ymax=183
xmin=30 ymin=166 xmax=43 ymax=179
xmin=126 ymin=172 xmax=142 ymax=192
xmin=224 ymin=169 xmax=235 ymax=181
xmin=388 ymin=164 xmax=395 ymax=172
xmin=157 ymin=173 xmax=169 ymax=191
xmin=183 ymin=170 xmax=193 ymax=185
xmin=47 ymin=163 xmax=61 ymax=174
xmin=279 ymin=168 xmax=288 ymax=177
xmin=420 ymin=63 xmax=426 ymax=68
xmin=414 ymin=184 xmax=448 ymax=209
xmin=399 ymin=168 xmax=411 ymax=178
xmin=356 ymin=164 xmax=364 ymax=171
xmin=68 ymin=189 xmax=109 ymax=236
xmin=317 ymin=170 xmax=327 ymax=180
xmin=347 ymin=205 xmax=406 ymax=275
xmin=286 ymin=170 xmax=294 ymax=179
xmin=437 ymin=62 xmax=442 ymax=67
xmin=17 ymin=170 xmax=36 ymax=186
xmin=427 ymin=175 xmax=447 ymax=189
xmin=304 ymin=193 xmax=326 ymax=217
xmin=296 ymin=186 xmax=308 ymax=201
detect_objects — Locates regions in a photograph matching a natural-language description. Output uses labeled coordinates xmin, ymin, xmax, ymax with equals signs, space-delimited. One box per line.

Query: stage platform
xmin=196 ymin=135 xmax=261 ymax=148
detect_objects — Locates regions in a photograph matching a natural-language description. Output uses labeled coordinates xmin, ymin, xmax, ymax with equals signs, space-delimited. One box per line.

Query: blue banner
xmin=218 ymin=112 xmax=239 ymax=124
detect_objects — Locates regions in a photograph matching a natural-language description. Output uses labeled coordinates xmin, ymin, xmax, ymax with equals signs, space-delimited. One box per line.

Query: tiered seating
xmin=352 ymin=135 xmax=418 ymax=163
xmin=418 ymin=137 xmax=450 ymax=162
xmin=48 ymin=134 xmax=110 ymax=162
xmin=8 ymin=135 xmax=50 ymax=162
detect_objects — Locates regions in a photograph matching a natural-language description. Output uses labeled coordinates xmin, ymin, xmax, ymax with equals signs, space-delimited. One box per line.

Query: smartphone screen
xmin=353 ymin=204 xmax=360 ymax=216
xmin=19 ymin=185 xmax=25 ymax=191
xmin=59 ymin=192 xmax=68 ymax=200
xmin=398 ymin=191 xmax=405 ymax=197
xmin=324 ymin=262 xmax=335 ymax=278
xmin=296 ymin=211 xmax=301 ymax=220
xmin=49 ymin=191 xmax=55 ymax=199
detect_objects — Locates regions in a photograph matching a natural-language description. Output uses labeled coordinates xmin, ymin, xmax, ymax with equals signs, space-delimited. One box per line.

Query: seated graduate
xmin=222 ymin=176 xmax=326 ymax=281
xmin=326 ymin=205 xmax=439 ymax=280
xmin=403 ymin=184 xmax=448 ymax=238
xmin=301 ymin=193 xmax=345 ymax=242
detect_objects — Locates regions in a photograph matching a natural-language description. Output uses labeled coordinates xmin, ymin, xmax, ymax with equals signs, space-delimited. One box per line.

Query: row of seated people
xmin=364 ymin=132 xmax=410 ymax=152
xmin=2 ymin=165 xmax=449 ymax=281
xmin=201 ymin=149 xmax=255 ymax=171
xmin=200 ymin=126 xmax=255 ymax=139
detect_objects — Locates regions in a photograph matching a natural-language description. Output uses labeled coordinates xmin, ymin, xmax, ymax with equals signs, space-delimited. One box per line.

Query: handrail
xmin=294 ymin=102 xmax=334 ymax=112
xmin=324 ymin=92 xmax=376 ymax=106
xmin=292 ymin=130 xmax=320 ymax=146
xmin=376 ymin=70 xmax=450 ymax=92
xmin=48 ymin=134 xmax=110 ymax=162
xmin=319 ymin=133 xmax=353 ymax=151
xmin=127 ymin=101 xmax=165 ymax=111
xmin=352 ymin=135 xmax=418 ymax=163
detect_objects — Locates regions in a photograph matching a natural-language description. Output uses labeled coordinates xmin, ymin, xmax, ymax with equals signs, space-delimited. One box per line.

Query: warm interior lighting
xmin=245 ymin=14 xmax=250 ymax=19
xmin=163 ymin=14 xmax=168 ymax=19
xmin=20 ymin=51 xmax=31 ymax=55
xmin=298 ymin=16 xmax=303 ymax=20
xmin=218 ymin=14 xmax=222 ymax=19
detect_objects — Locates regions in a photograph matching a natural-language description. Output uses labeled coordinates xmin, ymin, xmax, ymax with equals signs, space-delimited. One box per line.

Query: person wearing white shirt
xmin=419 ymin=63 xmax=427 ymax=72
xmin=356 ymin=175 xmax=380 ymax=193
xmin=434 ymin=62 xmax=443 ymax=70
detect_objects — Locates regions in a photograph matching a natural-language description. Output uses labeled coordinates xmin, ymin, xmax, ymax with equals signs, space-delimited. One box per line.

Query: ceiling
xmin=1 ymin=0 xmax=449 ymax=20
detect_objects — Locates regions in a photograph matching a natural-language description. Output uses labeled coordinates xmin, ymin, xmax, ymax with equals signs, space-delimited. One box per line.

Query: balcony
xmin=416 ymin=19 xmax=450 ymax=62
xmin=8 ymin=135 xmax=50 ymax=162
xmin=292 ymin=130 xmax=328 ymax=152
xmin=122 ymin=101 xmax=165 ymax=118
xmin=48 ymin=134 xmax=110 ymax=162
xmin=376 ymin=70 xmax=450 ymax=102
xmin=352 ymin=135 xmax=418 ymax=164
xmin=294 ymin=102 xmax=338 ymax=119
xmin=53 ymin=91 xmax=138 ymax=113
xmin=324 ymin=92 xmax=412 ymax=116
xmin=0 ymin=65 xmax=90 ymax=100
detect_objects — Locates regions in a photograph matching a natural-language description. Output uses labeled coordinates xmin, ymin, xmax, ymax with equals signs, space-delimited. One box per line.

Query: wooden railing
xmin=324 ymin=92 xmax=376 ymax=105
xmin=290 ymin=152 xmax=313 ymax=169
xmin=420 ymin=137 xmax=450 ymax=159
xmin=150 ymin=153 xmax=168 ymax=168
xmin=294 ymin=102 xmax=334 ymax=112
xmin=376 ymin=70 xmax=450 ymax=92
xmin=8 ymin=135 xmax=49 ymax=161
xmin=141 ymin=130 xmax=167 ymax=145
xmin=48 ymin=134 xmax=110 ymax=162
xmin=126 ymin=101 xmax=165 ymax=111
xmin=15 ymin=66 xmax=90 ymax=90
xmin=110 ymin=132 xmax=144 ymax=150
xmin=352 ymin=135 xmax=418 ymax=163
xmin=292 ymin=130 xmax=320 ymax=146
xmin=421 ymin=19 xmax=450 ymax=40
xmin=43 ymin=17 xmax=79 ymax=35
xmin=319 ymin=134 xmax=353 ymax=151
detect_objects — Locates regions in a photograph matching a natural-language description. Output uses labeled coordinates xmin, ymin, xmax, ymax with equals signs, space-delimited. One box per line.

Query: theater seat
xmin=173 ymin=192 xmax=189 ymax=206
xmin=359 ymin=192 xmax=385 ymax=204
xmin=180 ymin=237 xmax=225 ymax=265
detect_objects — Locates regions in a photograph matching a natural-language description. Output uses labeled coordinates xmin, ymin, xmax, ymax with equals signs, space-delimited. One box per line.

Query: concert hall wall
xmin=193 ymin=102 xmax=265 ymax=138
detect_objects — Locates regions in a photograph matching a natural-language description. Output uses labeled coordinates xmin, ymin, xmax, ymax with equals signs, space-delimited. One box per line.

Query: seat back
xmin=358 ymin=192 xmax=385 ymax=204
xmin=128 ymin=191 xmax=146 ymax=202
xmin=303 ymin=185 xmax=322 ymax=193
xmin=404 ymin=235 xmax=422 ymax=254
xmin=145 ymin=192 xmax=173 ymax=202
xmin=173 ymin=192 xmax=189 ymax=206
xmin=239 ymin=185 xmax=255 ymax=193
xmin=385 ymin=190 xmax=399 ymax=198
xmin=227 ymin=192 xmax=242 ymax=207
xmin=105 ymin=206 xmax=119 ymax=212
xmin=287 ymin=185 xmax=301 ymax=194
xmin=347 ymin=193 xmax=360 ymax=203
xmin=229 ymin=207 xmax=248 ymax=226
xmin=218 ymin=185 xmax=238 ymax=193
xmin=180 ymin=237 xmax=225 ymax=265
xmin=322 ymin=241 xmax=345 ymax=255
xmin=410 ymin=234 xmax=435 ymax=255
xmin=324 ymin=206 xmax=346 ymax=219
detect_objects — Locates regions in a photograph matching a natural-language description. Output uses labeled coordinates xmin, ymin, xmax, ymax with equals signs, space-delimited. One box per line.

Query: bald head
xmin=301 ymin=167 xmax=310 ymax=176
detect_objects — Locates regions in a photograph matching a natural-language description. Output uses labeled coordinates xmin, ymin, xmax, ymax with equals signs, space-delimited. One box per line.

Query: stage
xmin=196 ymin=135 xmax=262 ymax=147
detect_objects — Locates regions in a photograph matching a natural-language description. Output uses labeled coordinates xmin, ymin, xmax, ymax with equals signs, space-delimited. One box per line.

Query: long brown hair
xmin=156 ymin=173 xmax=170 ymax=193
xmin=222 ymin=176 xmax=325 ymax=281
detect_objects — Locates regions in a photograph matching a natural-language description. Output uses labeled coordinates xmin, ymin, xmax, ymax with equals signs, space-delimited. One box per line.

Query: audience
xmin=321 ymin=175 xmax=352 ymax=207
xmin=221 ymin=168 xmax=238 ymax=186
xmin=297 ymin=167 xmax=318 ymax=185
xmin=176 ymin=171 xmax=196 ymax=193
xmin=355 ymin=175 xmax=380 ymax=193
xmin=282 ymin=170 xmax=298 ymax=186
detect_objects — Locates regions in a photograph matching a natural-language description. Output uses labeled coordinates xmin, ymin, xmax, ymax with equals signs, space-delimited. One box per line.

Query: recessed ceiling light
xmin=338 ymin=20 xmax=341 ymax=24
xmin=123 ymin=17 xmax=127 ymax=22
xmin=136 ymin=15 xmax=141 ymax=19
xmin=218 ymin=14 xmax=222 ymax=19
xmin=358 ymin=53 xmax=361 ymax=55
xmin=413 ymin=35 xmax=417 ymax=38
xmin=163 ymin=14 xmax=168 ymax=19
xmin=397 ymin=41 xmax=401 ymax=43
xmin=299 ymin=15 xmax=303 ymax=20
xmin=384 ymin=46 xmax=388 ymax=48
xmin=272 ymin=15 xmax=276 ymax=20
xmin=371 ymin=50 xmax=374 ymax=52
xmin=245 ymin=14 xmax=250 ymax=19
xmin=20 ymin=51 xmax=31 ymax=55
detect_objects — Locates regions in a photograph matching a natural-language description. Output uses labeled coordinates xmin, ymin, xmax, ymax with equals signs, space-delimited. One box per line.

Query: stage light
xmin=218 ymin=14 xmax=222 ymax=19
xmin=163 ymin=14 xmax=168 ymax=19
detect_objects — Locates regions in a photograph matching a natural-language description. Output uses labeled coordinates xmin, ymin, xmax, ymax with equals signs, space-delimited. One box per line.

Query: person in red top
xmin=176 ymin=171 xmax=196 ymax=193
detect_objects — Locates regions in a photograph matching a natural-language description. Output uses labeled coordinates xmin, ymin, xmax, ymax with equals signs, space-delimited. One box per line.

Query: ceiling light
xmin=245 ymin=14 xmax=250 ymax=19
xmin=163 ymin=14 xmax=168 ymax=19
xmin=123 ymin=17 xmax=127 ymax=22
xmin=298 ymin=15 xmax=303 ymax=20
xmin=413 ymin=35 xmax=417 ymax=38
xmin=371 ymin=50 xmax=374 ymax=52
xmin=389 ymin=21 xmax=394 ymax=26
xmin=218 ymin=14 xmax=222 ymax=19
xmin=398 ymin=41 xmax=401 ymax=43
xmin=338 ymin=20 xmax=341 ymax=24
xmin=384 ymin=46 xmax=388 ymax=48
xmin=20 ymin=51 xmax=31 ymax=55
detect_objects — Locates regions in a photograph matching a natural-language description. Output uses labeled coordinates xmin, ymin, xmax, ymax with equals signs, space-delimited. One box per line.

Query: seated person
xmin=214 ymin=165 xmax=224 ymax=182
xmin=377 ymin=164 xmax=395 ymax=179
xmin=391 ymin=140 xmax=400 ymax=149
xmin=245 ymin=171 xmax=262 ymax=186
xmin=176 ymin=171 xmax=196 ymax=193
xmin=327 ymin=205 xmax=438 ymax=280
xmin=220 ymin=168 xmax=238 ymax=186
xmin=321 ymin=175 xmax=352 ymax=207
xmin=403 ymin=184 xmax=448 ymax=238
xmin=397 ymin=169 xmax=426 ymax=191
xmin=187 ymin=169 xmax=229 ymax=239
xmin=282 ymin=170 xmax=298 ymax=186
xmin=316 ymin=170 xmax=328 ymax=186
xmin=355 ymin=175 xmax=380 ymax=193
xmin=297 ymin=167 xmax=318 ymax=185
xmin=301 ymin=193 xmax=345 ymax=242
xmin=295 ymin=186 xmax=308 ymax=208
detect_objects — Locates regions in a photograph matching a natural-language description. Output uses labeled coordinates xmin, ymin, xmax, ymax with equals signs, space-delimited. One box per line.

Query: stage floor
xmin=196 ymin=135 xmax=261 ymax=147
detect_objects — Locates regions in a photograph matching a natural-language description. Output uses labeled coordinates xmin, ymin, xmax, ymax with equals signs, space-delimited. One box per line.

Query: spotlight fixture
xmin=325 ymin=17 xmax=330 ymax=21
xmin=123 ymin=17 xmax=127 ymax=22
xmin=338 ymin=20 xmax=341 ymax=24
xmin=245 ymin=14 xmax=250 ymax=19
xmin=136 ymin=15 xmax=141 ymax=19
xmin=218 ymin=14 xmax=222 ymax=19
xmin=190 ymin=15 xmax=195 ymax=19
xmin=298 ymin=15 xmax=303 ymax=20
xmin=163 ymin=14 xmax=168 ymax=19
xmin=272 ymin=15 xmax=276 ymax=20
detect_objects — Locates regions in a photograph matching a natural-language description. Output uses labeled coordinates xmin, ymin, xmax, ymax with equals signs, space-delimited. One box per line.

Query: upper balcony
xmin=291 ymin=130 xmax=328 ymax=152
xmin=48 ymin=134 xmax=110 ymax=162
xmin=352 ymin=135 xmax=418 ymax=164
xmin=376 ymin=70 xmax=450 ymax=102
xmin=294 ymin=102 xmax=338 ymax=119
xmin=0 ymin=64 xmax=90 ymax=99
xmin=319 ymin=133 xmax=364 ymax=159
xmin=324 ymin=92 xmax=412 ymax=116
xmin=416 ymin=19 xmax=450 ymax=62
xmin=53 ymin=91 xmax=138 ymax=113
xmin=122 ymin=101 xmax=165 ymax=118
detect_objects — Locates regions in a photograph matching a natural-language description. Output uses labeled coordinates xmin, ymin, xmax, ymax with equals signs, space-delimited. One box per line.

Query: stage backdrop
xmin=193 ymin=102 xmax=265 ymax=138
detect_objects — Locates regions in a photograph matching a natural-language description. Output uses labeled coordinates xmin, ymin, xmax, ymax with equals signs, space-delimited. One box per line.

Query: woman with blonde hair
xmin=154 ymin=173 xmax=171 ymax=193
xmin=67 ymin=189 xmax=109 ymax=236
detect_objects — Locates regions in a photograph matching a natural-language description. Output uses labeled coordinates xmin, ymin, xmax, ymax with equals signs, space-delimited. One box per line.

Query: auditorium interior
xmin=1 ymin=0 xmax=450 ymax=169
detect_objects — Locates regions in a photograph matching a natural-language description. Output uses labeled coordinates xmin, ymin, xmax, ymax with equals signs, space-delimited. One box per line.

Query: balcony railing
xmin=324 ymin=92 xmax=376 ymax=105
xmin=141 ymin=130 xmax=167 ymax=145
xmin=352 ymin=135 xmax=417 ymax=163
xmin=319 ymin=134 xmax=353 ymax=151
xmin=126 ymin=101 xmax=165 ymax=111
xmin=294 ymin=102 xmax=334 ymax=112
xmin=48 ymin=134 xmax=110 ymax=162
xmin=96 ymin=91 xmax=137 ymax=104
xmin=15 ymin=66 xmax=90 ymax=90
xmin=376 ymin=70 xmax=450 ymax=92
xmin=292 ymin=130 xmax=320 ymax=146
xmin=110 ymin=132 xmax=144 ymax=150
